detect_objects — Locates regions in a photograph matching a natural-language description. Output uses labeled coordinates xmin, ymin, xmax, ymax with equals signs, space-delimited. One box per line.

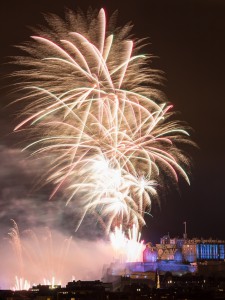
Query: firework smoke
xmin=10 ymin=8 xmax=193 ymax=235
xmin=0 ymin=221 xmax=113 ymax=290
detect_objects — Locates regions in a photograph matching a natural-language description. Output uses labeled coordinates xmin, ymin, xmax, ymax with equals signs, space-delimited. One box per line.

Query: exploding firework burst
xmin=11 ymin=8 xmax=193 ymax=233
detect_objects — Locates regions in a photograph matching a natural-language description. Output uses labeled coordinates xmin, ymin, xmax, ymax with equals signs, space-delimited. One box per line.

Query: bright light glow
xmin=8 ymin=220 xmax=71 ymax=289
xmin=12 ymin=8 xmax=193 ymax=234
xmin=12 ymin=276 xmax=31 ymax=291
xmin=110 ymin=224 xmax=145 ymax=263
xmin=43 ymin=276 xmax=61 ymax=288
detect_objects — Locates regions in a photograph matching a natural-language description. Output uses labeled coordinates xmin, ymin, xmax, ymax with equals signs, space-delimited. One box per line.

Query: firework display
xmin=8 ymin=220 xmax=71 ymax=290
xmin=110 ymin=224 xmax=145 ymax=263
xmin=12 ymin=8 xmax=192 ymax=234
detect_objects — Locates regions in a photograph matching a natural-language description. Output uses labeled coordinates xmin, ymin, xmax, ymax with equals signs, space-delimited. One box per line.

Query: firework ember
xmin=11 ymin=8 xmax=192 ymax=234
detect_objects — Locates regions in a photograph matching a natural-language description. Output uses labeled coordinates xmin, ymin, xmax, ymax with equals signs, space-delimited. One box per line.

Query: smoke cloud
xmin=0 ymin=226 xmax=113 ymax=289
xmin=0 ymin=144 xmax=114 ymax=289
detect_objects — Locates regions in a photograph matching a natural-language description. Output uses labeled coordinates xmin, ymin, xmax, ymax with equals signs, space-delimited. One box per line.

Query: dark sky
xmin=0 ymin=0 xmax=225 ymax=243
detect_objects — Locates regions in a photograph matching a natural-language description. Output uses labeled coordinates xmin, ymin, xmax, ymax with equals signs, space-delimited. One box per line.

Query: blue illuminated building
xmin=196 ymin=243 xmax=225 ymax=260
xmin=104 ymin=233 xmax=225 ymax=280
xmin=146 ymin=235 xmax=225 ymax=264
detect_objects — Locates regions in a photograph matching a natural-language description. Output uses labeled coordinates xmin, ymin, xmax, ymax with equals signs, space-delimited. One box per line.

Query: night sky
xmin=0 ymin=0 xmax=225 ymax=243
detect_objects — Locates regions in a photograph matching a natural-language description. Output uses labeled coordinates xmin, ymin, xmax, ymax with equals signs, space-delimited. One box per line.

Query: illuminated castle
xmin=143 ymin=234 xmax=225 ymax=264
xmin=144 ymin=221 xmax=225 ymax=265
xmin=104 ymin=226 xmax=225 ymax=282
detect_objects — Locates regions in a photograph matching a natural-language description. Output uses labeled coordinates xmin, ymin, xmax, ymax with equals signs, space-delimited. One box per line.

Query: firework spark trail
xmin=110 ymin=224 xmax=145 ymax=263
xmin=11 ymin=8 xmax=193 ymax=233
xmin=8 ymin=221 xmax=72 ymax=289
xmin=8 ymin=221 xmax=31 ymax=290
xmin=8 ymin=220 xmax=25 ymax=282
xmin=13 ymin=276 xmax=31 ymax=291
xmin=126 ymin=224 xmax=145 ymax=262
xmin=23 ymin=228 xmax=72 ymax=285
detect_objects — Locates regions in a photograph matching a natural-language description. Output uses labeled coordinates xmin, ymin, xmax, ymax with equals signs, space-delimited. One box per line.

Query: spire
xmin=183 ymin=221 xmax=187 ymax=239
xmin=155 ymin=269 xmax=160 ymax=289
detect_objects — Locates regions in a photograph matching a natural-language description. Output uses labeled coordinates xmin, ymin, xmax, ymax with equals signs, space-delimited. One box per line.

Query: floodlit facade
xmin=143 ymin=235 xmax=225 ymax=263
xmin=104 ymin=234 xmax=225 ymax=281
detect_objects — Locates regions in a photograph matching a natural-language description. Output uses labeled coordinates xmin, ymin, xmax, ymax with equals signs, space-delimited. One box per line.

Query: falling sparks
xmin=11 ymin=8 xmax=193 ymax=234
